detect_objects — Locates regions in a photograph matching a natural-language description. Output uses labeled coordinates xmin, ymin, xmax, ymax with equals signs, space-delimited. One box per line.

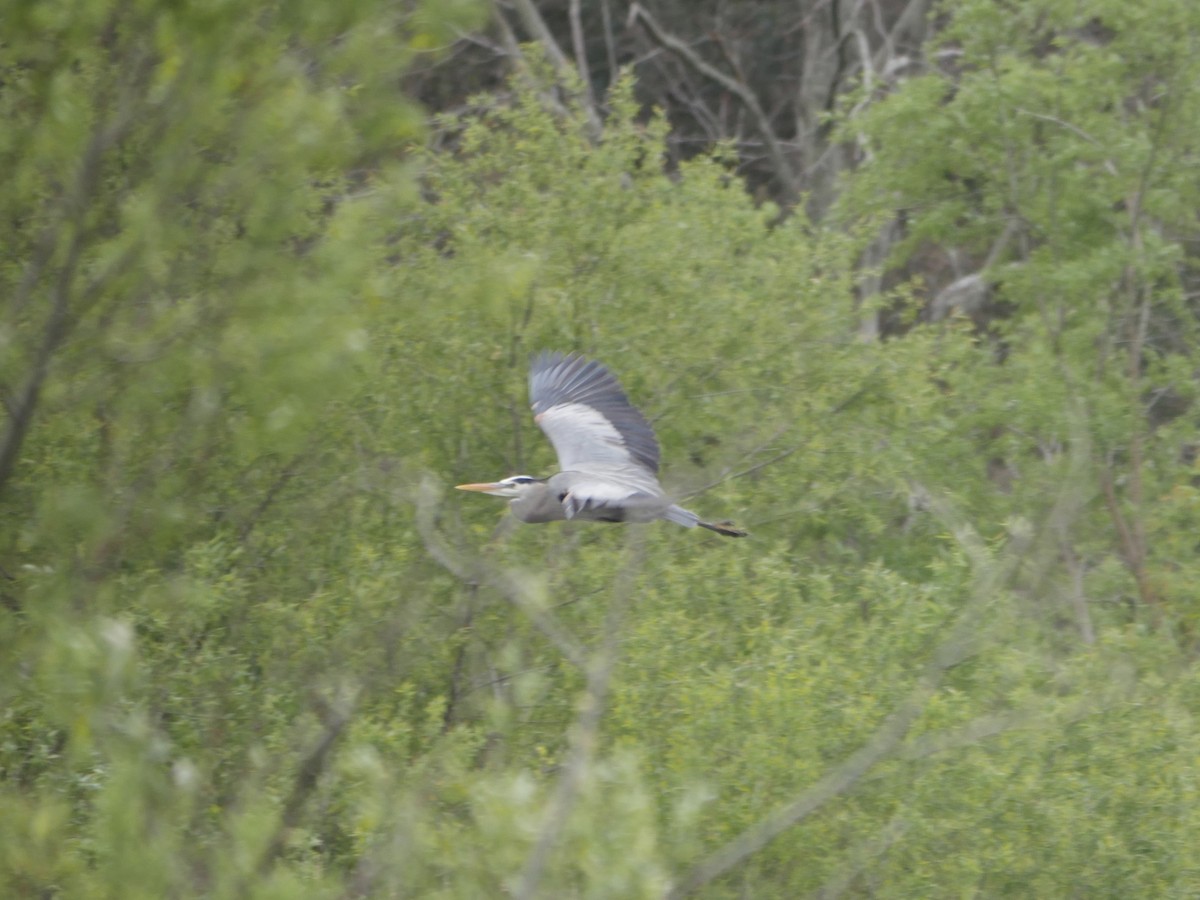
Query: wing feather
xmin=547 ymin=468 xmax=668 ymax=523
xmin=529 ymin=352 xmax=660 ymax=474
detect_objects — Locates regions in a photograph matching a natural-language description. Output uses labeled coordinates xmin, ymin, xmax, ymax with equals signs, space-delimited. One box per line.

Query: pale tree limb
xmin=512 ymin=532 xmax=645 ymax=899
xmin=500 ymin=0 xmax=602 ymax=140
xmin=254 ymin=687 xmax=359 ymax=879
xmin=870 ymin=0 xmax=932 ymax=74
xmin=599 ymin=0 xmax=619 ymax=85
xmin=505 ymin=0 xmax=571 ymax=72
xmin=854 ymin=218 xmax=900 ymax=341
xmin=666 ymin=436 xmax=1090 ymax=897
xmin=812 ymin=812 xmax=908 ymax=899
xmin=1058 ymin=529 xmax=1096 ymax=645
xmin=813 ymin=681 xmax=1128 ymax=897
xmin=664 ymin=592 xmax=982 ymax=899
xmin=415 ymin=476 xmax=589 ymax=670
xmin=346 ymin=484 xmax=632 ymax=898
xmin=568 ymin=0 xmax=596 ymax=112
xmin=488 ymin=3 xmax=574 ymax=125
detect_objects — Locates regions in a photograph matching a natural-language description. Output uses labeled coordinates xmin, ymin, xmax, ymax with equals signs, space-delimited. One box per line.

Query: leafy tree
xmin=1 ymin=0 xmax=486 ymax=894
xmin=838 ymin=0 xmax=1200 ymax=628
xmin=4 ymin=1 xmax=1200 ymax=897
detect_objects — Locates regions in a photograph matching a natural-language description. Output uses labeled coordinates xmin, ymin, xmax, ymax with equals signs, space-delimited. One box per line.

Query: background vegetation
xmin=3 ymin=0 xmax=1199 ymax=896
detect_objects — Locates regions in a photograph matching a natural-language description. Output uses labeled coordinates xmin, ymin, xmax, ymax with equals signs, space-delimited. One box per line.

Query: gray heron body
xmin=457 ymin=353 xmax=747 ymax=537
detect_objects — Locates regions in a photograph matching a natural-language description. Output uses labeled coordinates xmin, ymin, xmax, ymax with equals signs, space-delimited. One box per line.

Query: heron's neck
xmin=510 ymin=482 xmax=565 ymax=523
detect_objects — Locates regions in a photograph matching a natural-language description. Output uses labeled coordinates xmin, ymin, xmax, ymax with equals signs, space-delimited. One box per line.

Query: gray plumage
xmin=457 ymin=352 xmax=747 ymax=537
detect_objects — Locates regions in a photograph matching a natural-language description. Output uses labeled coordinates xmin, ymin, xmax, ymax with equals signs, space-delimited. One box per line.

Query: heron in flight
xmin=457 ymin=352 xmax=747 ymax=537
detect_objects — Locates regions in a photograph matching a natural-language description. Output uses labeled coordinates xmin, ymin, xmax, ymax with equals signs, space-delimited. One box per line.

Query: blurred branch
xmin=1013 ymin=109 xmax=1119 ymax=177
xmin=666 ymin=589 xmax=981 ymax=898
xmin=0 ymin=40 xmax=149 ymax=499
xmin=1 ymin=133 xmax=108 ymax=497
xmin=1100 ymin=455 xmax=1156 ymax=612
xmin=599 ymin=0 xmax=618 ymax=84
xmin=870 ymin=0 xmax=931 ymax=73
xmin=668 ymin=438 xmax=1089 ymax=897
xmin=504 ymin=0 xmax=570 ymax=72
xmin=812 ymin=812 xmax=908 ymax=899
xmin=235 ymin=451 xmax=309 ymax=544
xmin=255 ymin=688 xmax=358 ymax=879
xmin=415 ymin=476 xmax=589 ymax=670
xmin=1058 ymin=530 xmax=1096 ymax=645
xmin=513 ymin=533 xmax=645 ymax=899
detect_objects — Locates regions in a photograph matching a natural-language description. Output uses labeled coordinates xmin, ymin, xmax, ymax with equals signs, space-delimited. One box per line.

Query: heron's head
xmin=455 ymin=475 xmax=542 ymax=499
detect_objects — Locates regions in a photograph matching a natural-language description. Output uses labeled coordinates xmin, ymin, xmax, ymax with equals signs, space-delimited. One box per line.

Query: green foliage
xmin=838 ymin=0 xmax=1200 ymax=623
xmin=4 ymin=1 xmax=1200 ymax=897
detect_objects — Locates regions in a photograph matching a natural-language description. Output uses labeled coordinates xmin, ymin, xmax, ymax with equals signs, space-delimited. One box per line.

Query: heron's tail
xmin=664 ymin=504 xmax=748 ymax=538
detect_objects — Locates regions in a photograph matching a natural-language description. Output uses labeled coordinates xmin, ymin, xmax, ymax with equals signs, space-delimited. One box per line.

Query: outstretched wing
xmin=529 ymin=352 xmax=660 ymax=475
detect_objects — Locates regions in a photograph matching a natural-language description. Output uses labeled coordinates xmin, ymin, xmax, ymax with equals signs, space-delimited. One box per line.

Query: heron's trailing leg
xmin=697 ymin=520 xmax=749 ymax=538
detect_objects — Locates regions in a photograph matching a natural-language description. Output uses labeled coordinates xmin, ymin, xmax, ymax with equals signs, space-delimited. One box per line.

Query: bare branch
xmin=0 ymin=40 xmax=150 ymax=499
xmin=870 ymin=0 xmax=931 ymax=74
xmin=1 ymin=161 xmax=99 ymax=495
xmin=627 ymin=3 xmax=801 ymax=204
xmin=1013 ymin=108 xmax=1120 ymax=177
xmin=812 ymin=813 xmax=908 ymax=899
xmin=505 ymin=0 xmax=570 ymax=72
xmin=235 ymin=450 xmax=311 ymax=544
xmin=599 ymin=0 xmax=619 ymax=85
xmin=665 ymin=596 xmax=978 ymax=898
xmin=568 ymin=0 xmax=596 ymax=112
xmin=501 ymin=0 xmax=602 ymax=139
xmin=1099 ymin=454 xmax=1155 ymax=612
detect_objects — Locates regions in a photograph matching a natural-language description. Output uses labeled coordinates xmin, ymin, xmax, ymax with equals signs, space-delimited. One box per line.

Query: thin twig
xmin=628 ymin=3 xmax=801 ymax=204
xmin=682 ymin=371 xmax=880 ymax=500
xmin=1058 ymin=529 xmax=1096 ymax=645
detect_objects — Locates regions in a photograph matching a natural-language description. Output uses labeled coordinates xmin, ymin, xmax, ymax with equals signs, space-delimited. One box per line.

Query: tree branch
xmin=667 ymin=447 xmax=1088 ymax=897
xmin=568 ymin=0 xmax=596 ymax=112
xmin=513 ymin=533 xmax=645 ymax=898
xmin=0 ymin=43 xmax=147 ymax=499
xmin=627 ymin=3 xmax=801 ymax=205
xmin=501 ymin=0 xmax=602 ymax=140
xmin=415 ymin=476 xmax=589 ymax=670
xmin=255 ymin=689 xmax=357 ymax=878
